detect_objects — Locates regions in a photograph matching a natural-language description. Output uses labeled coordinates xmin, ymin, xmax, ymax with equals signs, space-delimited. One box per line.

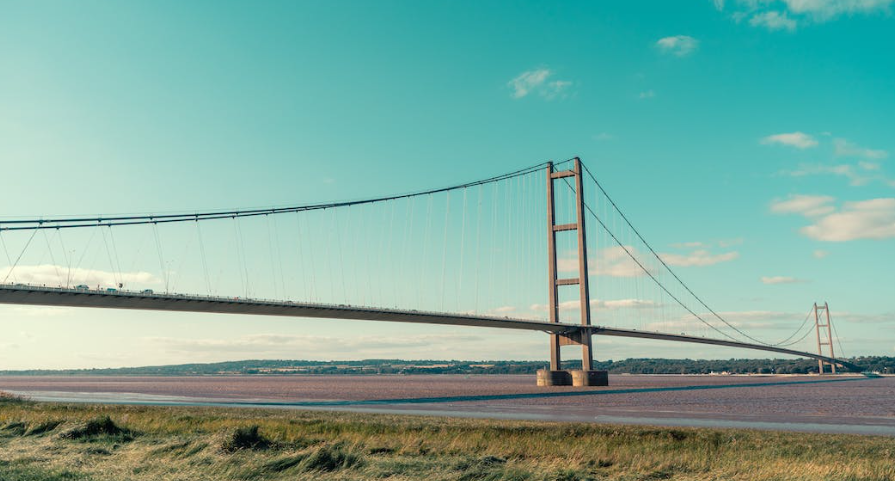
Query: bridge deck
xmin=0 ymin=285 xmax=861 ymax=372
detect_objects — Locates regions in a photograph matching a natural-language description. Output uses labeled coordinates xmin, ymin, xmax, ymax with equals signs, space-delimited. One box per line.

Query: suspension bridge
xmin=0 ymin=158 xmax=860 ymax=385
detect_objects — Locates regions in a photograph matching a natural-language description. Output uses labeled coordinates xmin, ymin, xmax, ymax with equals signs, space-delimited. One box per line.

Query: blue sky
xmin=0 ymin=1 xmax=893 ymax=369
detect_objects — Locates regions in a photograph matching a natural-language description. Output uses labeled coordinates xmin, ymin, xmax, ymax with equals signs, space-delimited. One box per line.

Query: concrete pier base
xmin=570 ymin=369 xmax=609 ymax=386
xmin=537 ymin=369 xmax=608 ymax=387
xmin=536 ymin=369 xmax=572 ymax=386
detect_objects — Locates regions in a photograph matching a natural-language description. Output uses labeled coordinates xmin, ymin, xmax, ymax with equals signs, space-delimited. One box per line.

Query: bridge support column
xmin=541 ymin=158 xmax=607 ymax=387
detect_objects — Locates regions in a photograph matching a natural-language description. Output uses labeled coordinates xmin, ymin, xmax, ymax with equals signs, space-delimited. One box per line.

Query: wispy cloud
xmin=800 ymin=198 xmax=895 ymax=241
xmin=834 ymin=138 xmax=888 ymax=160
xmin=655 ymin=35 xmax=699 ymax=56
xmin=646 ymin=310 xmax=807 ymax=333
xmin=593 ymin=132 xmax=615 ymax=141
xmin=772 ymin=196 xmax=895 ymax=241
xmin=530 ymin=298 xmax=661 ymax=313
xmin=785 ymin=162 xmax=895 ymax=187
xmin=558 ymin=243 xmax=738 ymax=279
xmin=726 ymin=0 xmax=895 ymax=31
xmin=782 ymin=0 xmax=894 ymax=21
xmin=770 ymin=194 xmax=835 ymax=216
xmin=507 ymin=68 xmax=573 ymax=99
xmin=813 ymin=249 xmax=830 ymax=258
xmin=749 ymin=10 xmax=798 ymax=31
xmin=660 ymin=249 xmax=740 ymax=267
xmin=638 ymin=90 xmax=656 ymax=100
xmin=760 ymin=276 xmax=808 ymax=284
xmin=761 ymin=131 xmax=818 ymax=149
xmin=0 ymin=265 xmax=160 ymax=288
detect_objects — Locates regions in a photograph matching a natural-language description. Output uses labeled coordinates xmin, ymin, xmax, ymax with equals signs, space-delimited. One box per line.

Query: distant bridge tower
xmin=538 ymin=157 xmax=608 ymax=387
xmin=814 ymin=302 xmax=836 ymax=374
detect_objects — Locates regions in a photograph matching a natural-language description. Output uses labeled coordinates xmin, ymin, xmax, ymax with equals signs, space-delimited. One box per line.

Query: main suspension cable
xmin=0 ymin=161 xmax=568 ymax=231
xmin=579 ymin=162 xmax=785 ymax=346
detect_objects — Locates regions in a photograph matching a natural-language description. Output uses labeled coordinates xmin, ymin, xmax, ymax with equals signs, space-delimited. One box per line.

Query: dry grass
xmin=0 ymin=397 xmax=893 ymax=480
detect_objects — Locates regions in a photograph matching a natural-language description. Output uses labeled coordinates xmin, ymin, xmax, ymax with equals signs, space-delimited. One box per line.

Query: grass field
xmin=1 ymin=393 xmax=893 ymax=481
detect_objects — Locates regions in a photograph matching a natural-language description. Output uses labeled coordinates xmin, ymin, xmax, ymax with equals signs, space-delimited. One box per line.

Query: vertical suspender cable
xmin=153 ymin=222 xmax=169 ymax=293
xmin=265 ymin=214 xmax=279 ymax=300
xmin=419 ymin=195 xmax=433 ymax=309
xmin=108 ymin=226 xmax=124 ymax=288
xmin=230 ymin=217 xmax=246 ymax=298
xmin=273 ymin=216 xmax=287 ymax=300
xmin=42 ymin=229 xmax=62 ymax=286
xmin=474 ymin=185 xmax=483 ymax=313
xmin=57 ymin=228 xmax=73 ymax=288
xmin=333 ymin=208 xmax=347 ymax=304
xmin=440 ymin=192 xmax=450 ymax=310
xmin=457 ymin=188 xmax=467 ymax=312
xmin=385 ymin=200 xmax=395 ymax=307
xmin=323 ymin=209 xmax=334 ymax=302
xmin=196 ymin=220 xmax=212 ymax=296
xmin=99 ymin=226 xmax=118 ymax=287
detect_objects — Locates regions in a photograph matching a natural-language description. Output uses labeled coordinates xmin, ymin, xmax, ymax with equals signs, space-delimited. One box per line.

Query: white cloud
xmin=597 ymin=299 xmax=661 ymax=310
xmin=655 ymin=35 xmax=699 ymax=56
xmin=750 ymin=10 xmax=799 ymax=30
xmin=660 ymin=249 xmax=740 ymax=267
xmin=647 ymin=309 xmax=810 ymax=334
xmin=784 ymin=159 xmax=894 ymax=188
xmin=773 ymin=195 xmax=895 ymax=241
xmin=834 ymin=138 xmax=888 ymax=160
xmin=0 ymin=265 xmax=160 ymax=288
xmin=589 ymin=246 xmax=652 ymax=277
xmin=731 ymin=0 xmax=894 ymax=30
xmin=761 ymin=132 xmax=818 ymax=149
xmin=836 ymin=311 xmax=895 ymax=324
xmin=638 ymin=90 xmax=656 ymax=99
xmin=671 ymin=241 xmax=705 ymax=249
xmin=490 ymin=306 xmax=516 ymax=314
xmin=782 ymin=0 xmax=894 ymax=21
xmin=507 ymin=69 xmax=572 ymax=100
xmin=760 ymin=276 xmax=808 ymax=284
xmin=813 ymin=249 xmax=830 ymax=258
xmin=560 ymin=243 xmax=737 ymax=279
xmin=508 ymin=69 xmax=550 ymax=98
xmin=717 ymin=238 xmax=744 ymax=247
xmin=800 ymin=198 xmax=895 ymax=241
xmin=530 ymin=298 xmax=660 ymax=313
xmin=769 ymin=194 xmax=835 ymax=216
xmin=594 ymin=132 xmax=615 ymax=141
xmin=543 ymin=80 xmax=573 ymax=99
xmin=788 ymin=164 xmax=869 ymax=186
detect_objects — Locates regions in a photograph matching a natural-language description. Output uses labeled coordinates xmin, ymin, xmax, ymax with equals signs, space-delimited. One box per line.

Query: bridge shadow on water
xmin=233 ymin=376 xmax=870 ymax=408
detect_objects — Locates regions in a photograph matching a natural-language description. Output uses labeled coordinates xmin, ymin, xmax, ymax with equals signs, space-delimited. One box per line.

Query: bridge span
xmin=0 ymin=284 xmax=862 ymax=372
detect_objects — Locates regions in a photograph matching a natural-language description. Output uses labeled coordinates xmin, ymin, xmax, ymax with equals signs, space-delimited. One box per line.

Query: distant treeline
xmin=1 ymin=356 xmax=892 ymax=376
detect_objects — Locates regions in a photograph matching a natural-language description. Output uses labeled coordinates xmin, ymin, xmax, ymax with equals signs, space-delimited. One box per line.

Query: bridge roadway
xmin=0 ymin=284 xmax=862 ymax=372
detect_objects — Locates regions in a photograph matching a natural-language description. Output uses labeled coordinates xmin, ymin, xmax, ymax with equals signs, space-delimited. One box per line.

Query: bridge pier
xmin=536 ymin=369 xmax=608 ymax=387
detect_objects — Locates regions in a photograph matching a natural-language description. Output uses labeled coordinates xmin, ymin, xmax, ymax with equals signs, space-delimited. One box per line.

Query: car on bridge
xmin=75 ymin=285 xmax=89 ymax=291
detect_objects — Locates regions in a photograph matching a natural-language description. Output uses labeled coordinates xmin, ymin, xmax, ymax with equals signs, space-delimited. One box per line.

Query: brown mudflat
xmin=1 ymin=374 xmax=892 ymax=416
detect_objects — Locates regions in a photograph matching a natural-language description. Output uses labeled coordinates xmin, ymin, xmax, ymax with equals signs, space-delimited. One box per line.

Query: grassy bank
xmin=0 ymin=395 xmax=893 ymax=480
